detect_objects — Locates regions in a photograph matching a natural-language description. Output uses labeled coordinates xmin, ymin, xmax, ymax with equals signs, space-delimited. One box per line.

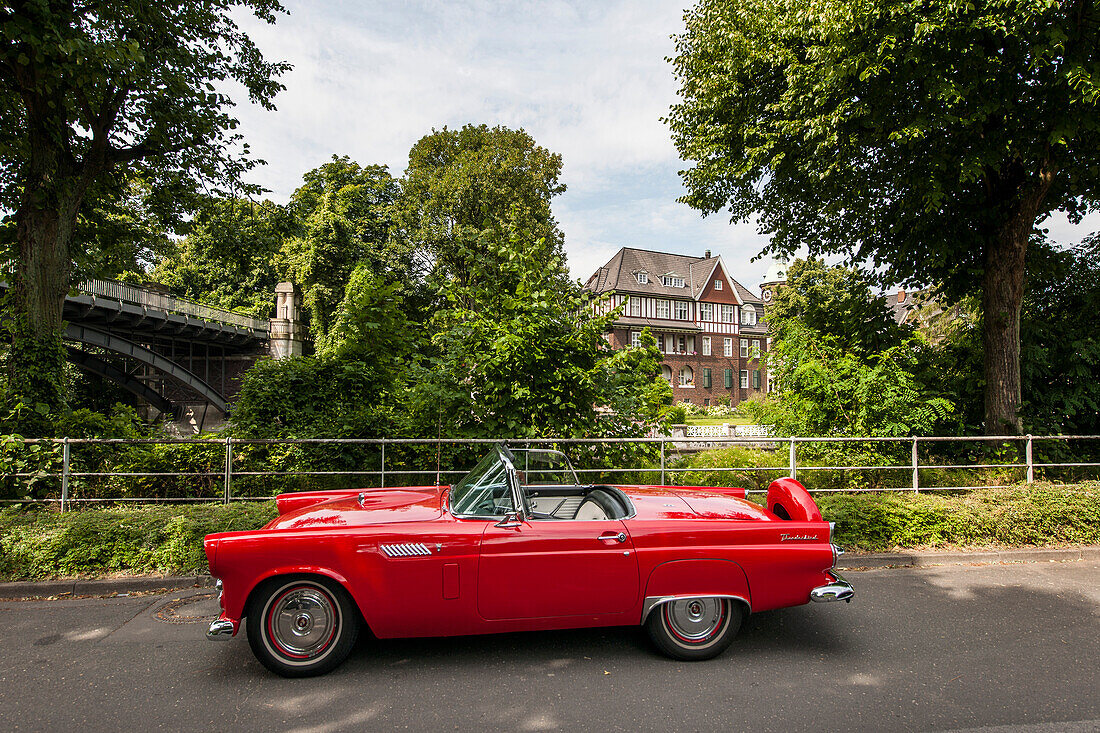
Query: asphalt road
xmin=1 ymin=560 xmax=1098 ymax=733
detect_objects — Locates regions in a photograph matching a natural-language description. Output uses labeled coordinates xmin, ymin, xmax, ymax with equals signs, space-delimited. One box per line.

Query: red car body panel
xmin=206 ymin=478 xmax=842 ymax=641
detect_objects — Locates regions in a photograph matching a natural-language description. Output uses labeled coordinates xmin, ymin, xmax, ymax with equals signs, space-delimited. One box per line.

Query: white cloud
xmin=226 ymin=0 xmax=1099 ymax=297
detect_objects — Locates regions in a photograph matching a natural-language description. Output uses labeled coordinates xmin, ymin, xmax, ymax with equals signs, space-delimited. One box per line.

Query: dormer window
xmin=661 ymin=275 xmax=685 ymax=288
xmin=741 ymin=304 xmax=758 ymax=326
xmin=636 ymin=271 xmax=648 ymax=284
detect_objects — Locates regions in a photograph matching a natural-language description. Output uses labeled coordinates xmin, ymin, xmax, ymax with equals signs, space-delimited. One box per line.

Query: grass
xmin=0 ymin=483 xmax=1097 ymax=581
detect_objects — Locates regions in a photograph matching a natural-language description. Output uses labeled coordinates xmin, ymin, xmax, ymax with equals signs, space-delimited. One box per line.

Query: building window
xmin=661 ymin=364 xmax=673 ymax=383
xmin=721 ymin=304 xmax=735 ymax=323
xmin=703 ymin=368 xmax=712 ymax=388
xmin=700 ymin=303 xmax=713 ymax=321
xmin=656 ymin=300 xmax=670 ymax=319
xmin=742 ymin=305 xmax=757 ymax=325
xmin=723 ymin=337 xmax=732 ymax=357
xmin=703 ymin=398 xmax=710 ymax=406
xmin=679 ymin=365 xmax=694 ymax=386
xmin=631 ymin=331 xmax=641 ymax=348
xmin=636 ymin=271 xmax=648 ymax=284
xmin=752 ymin=369 xmax=761 ymax=389
xmin=714 ymin=280 xmax=723 ymax=290
xmin=677 ymin=335 xmax=686 ymax=354
xmin=724 ymin=368 xmax=733 ymax=388
xmin=740 ymin=339 xmax=749 ymax=358
xmin=661 ymin=275 xmax=685 ymax=288
xmin=674 ymin=301 xmax=689 ymax=320
xmin=630 ymin=297 xmax=642 ymax=317
xmin=740 ymin=370 xmax=749 ymax=389
xmin=701 ymin=336 xmax=711 ymax=356
xmin=752 ymin=339 xmax=761 ymax=359
xmin=665 ymin=334 xmax=675 ymax=353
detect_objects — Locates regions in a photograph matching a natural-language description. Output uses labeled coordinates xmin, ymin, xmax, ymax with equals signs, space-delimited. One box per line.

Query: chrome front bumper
xmin=811 ymin=571 xmax=854 ymax=603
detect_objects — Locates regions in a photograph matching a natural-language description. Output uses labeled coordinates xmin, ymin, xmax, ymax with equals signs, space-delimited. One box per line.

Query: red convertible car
xmin=205 ymin=445 xmax=853 ymax=676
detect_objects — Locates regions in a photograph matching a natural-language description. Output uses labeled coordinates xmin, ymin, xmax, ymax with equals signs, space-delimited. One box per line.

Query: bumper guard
xmin=811 ymin=571 xmax=854 ymax=603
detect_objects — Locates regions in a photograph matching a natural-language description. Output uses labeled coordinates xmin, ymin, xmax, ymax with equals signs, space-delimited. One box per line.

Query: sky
xmin=230 ymin=0 xmax=1099 ymax=295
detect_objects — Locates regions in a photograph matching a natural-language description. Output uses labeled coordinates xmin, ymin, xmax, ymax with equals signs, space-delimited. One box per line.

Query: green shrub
xmin=818 ymin=482 xmax=1100 ymax=552
xmin=0 ymin=502 xmax=276 ymax=580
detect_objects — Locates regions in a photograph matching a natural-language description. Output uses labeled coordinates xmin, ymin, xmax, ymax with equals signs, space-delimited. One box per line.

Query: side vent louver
xmin=380 ymin=543 xmax=432 ymax=558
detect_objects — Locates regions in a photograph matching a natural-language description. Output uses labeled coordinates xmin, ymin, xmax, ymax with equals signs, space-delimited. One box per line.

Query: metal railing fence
xmin=0 ymin=434 xmax=1096 ymax=510
xmin=79 ymin=278 xmax=270 ymax=332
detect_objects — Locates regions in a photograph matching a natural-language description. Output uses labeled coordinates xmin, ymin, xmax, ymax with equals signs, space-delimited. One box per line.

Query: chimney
xmin=898 ymin=288 xmax=906 ymax=303
xmin=704 ymin=249 xmax=711 ymax=258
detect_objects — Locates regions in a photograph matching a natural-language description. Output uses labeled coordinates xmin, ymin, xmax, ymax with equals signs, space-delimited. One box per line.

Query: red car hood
xmin=620 ymin=485 xmax=773 ymax=521
xmin=266 ymin=487 xmax=446 ymax=530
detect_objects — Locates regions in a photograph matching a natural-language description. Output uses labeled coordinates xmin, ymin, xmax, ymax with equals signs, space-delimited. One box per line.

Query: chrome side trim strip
xmin=641 ymin=594 xmax=751 ymax=623
xmin=380 ymin=543 xmax=432 ymax=558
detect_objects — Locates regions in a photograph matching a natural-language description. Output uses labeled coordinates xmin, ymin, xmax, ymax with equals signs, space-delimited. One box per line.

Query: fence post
xmin=788 ymin=438 xmax=797 ymax=480
xmin=223 ymin=436 xmax=232 ymax=504
xmin=660 ymin=439 xmax=666 ymax=485
xmin=912 ymin=437 xmax=919 ymax=493
xmin=381 ymin=440 xmax=386 ymax=489
xmin=1025 ymin=434 xmax=1034 ymax=484
xmin=60 ymin=435 xmax=70 ymax=510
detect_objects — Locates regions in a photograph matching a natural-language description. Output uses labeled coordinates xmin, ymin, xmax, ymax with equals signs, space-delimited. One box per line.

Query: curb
xmin=0 ymin=575 xmax=214 ymax=600
xmin=1 ymin=546 xmax=1097 ymax=600
xmin=837 ymin=545 xmax=1100 ymax=570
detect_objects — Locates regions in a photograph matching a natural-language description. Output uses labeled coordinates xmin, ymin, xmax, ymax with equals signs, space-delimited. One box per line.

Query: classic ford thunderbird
xmin=205 ymin=445 xmax=852 ymax=676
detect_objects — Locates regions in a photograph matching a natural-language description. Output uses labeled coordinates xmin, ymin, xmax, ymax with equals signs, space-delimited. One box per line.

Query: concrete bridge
xmin=3 ymin=279 xmax=304 ymax=431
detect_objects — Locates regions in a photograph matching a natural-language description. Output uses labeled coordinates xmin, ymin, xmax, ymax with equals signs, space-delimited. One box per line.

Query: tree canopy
xmin=278 ymin=156 xmax=405 ymax=341
xmin=399 ymin=124 xmax=569 ymax=294
xmin=0 ymin=0 xmax=289 ymax=423
xmin=150 ymin=196 xmax=293 ymax=318
xmin=668 ymin=0 xmax=1100 ymax=434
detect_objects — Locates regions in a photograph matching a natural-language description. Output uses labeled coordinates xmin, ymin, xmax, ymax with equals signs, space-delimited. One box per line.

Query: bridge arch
xmin=64 ymin=324 xmax=230 ymax=413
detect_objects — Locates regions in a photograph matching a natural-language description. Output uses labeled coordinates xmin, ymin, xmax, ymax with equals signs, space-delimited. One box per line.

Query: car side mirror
xmin=495 ymin=511 xmax=522 ymax=529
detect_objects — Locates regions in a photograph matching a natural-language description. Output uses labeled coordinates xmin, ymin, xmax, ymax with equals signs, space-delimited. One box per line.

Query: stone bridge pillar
xmin=269 ymin=282 xmax=303 ymax=358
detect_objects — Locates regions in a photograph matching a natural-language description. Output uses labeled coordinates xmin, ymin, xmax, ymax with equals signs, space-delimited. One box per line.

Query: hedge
xmin=0 ymin=483 xmax=1097 ymax=581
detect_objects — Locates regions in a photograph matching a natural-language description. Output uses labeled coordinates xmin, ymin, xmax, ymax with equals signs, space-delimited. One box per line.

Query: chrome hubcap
xmin=270 ymin=587 xmax=335 ymax=657
xmin=666 ymin=598 xmax=725 ymax=641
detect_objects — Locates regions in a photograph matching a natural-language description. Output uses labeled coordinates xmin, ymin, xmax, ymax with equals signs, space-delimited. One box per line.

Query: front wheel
xmin=645 ymin=597 xmax=742 ymax=661
xmin=246 ymin=576 xmax=359 ymax=677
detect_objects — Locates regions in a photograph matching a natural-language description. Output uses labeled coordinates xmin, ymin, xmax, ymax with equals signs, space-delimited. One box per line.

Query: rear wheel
xmin=645 ymin=597 xmax=742 ymax=661
xmin=246 ymin=576 xmax=359 ymax=677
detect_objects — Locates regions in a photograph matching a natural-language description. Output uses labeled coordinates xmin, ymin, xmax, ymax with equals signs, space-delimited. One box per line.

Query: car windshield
xmin=448 ymin=447 xmax=580 ymax=518
xmin=449 ymin=448 xmax=516 ymax=517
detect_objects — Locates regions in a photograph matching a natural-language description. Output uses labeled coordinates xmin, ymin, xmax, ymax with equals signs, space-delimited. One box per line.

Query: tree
xmin=1019 ymin=236 xmax=1100 ymax=433
xmin=668 ymin=0 xmax=1100 ymax=434
xmin=768 ymin=258 xmax=914 ymax=358
xmin=151 ymin=196 xmax=293 ymax=318
xmin=0 ymin=0 xmax=289 ymax=419
xmin=753 ymin=321 xmax=954 ymax=438
xmin=942 ymin=235 xmax=1100 ymax=434
xmin=279 ymin=156 xmax=405 ymax=341
xmin=399 ymin=124 xmax=569 ymax=296
xmin=409 ymin=232 xmax=611 ymax=438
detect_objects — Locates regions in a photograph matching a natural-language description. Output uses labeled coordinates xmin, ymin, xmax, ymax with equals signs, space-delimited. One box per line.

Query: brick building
xmin=584 ymin=247 xmax=768 ymax=407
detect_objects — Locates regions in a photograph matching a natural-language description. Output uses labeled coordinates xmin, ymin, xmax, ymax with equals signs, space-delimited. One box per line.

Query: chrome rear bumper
xmin=207 ymin=618 xmax=235 ymax=640
xmin=811 ymin=571 xmax=854 ymax=603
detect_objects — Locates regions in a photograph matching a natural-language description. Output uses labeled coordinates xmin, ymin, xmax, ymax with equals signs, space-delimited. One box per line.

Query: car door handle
xmin=599 ymin=531 xmax=627 ymax=543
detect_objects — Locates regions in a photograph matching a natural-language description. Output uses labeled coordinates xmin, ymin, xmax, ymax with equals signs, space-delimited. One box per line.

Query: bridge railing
xmin=0 ymin=434 xmax=1097 ymax=509
xmin=79 ymin=278 xmax=270 ymax=332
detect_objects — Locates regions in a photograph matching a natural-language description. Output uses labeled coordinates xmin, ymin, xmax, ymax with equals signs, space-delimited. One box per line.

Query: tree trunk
xmin=8 ymin=144 xmax=83 ymax=431
xmin=981 ymin=218 xmax=1029 ymax=435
